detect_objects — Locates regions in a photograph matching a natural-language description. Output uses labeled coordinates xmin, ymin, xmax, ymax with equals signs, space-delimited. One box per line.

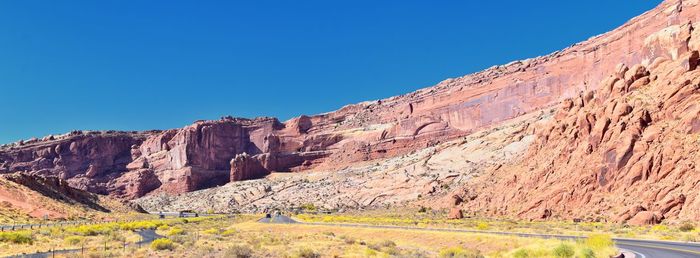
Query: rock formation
xmin=1 ymin=0 xmax=699 ymax=224
xmin=457 ymin=18 xmax=700 ymax=223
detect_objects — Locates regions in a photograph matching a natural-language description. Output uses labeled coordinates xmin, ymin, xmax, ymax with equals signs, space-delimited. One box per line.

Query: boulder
xmin=448 ymin=207 xmax=464 ymax=219
xmin=628 ymin=211 xmax=664 ymax=225
xmin=230 ymin=153 xmax=269 ymax=182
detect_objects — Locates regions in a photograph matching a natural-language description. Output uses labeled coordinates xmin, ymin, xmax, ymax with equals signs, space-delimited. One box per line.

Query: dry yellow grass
xmin=296 ymin=209 xmax=700 ymax=242
xmin=53 ymin=215 xmax=609 ymax=257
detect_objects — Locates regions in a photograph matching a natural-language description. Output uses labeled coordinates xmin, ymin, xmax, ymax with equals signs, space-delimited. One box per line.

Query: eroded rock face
xmin=230 ymin=153 xmax=267 ymax=181
xmin=0 ymin=131 xmax=148 ymax=194
xmin=134 ymin=111 xmax=541 ymax=214
xmin=458 ymin=26 xmax=700 ymax=223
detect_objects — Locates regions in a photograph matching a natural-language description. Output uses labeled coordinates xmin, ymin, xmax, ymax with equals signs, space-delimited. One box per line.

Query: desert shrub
xmin=418 ymin=206 xmax=428 ymax=213
xmin=552 ymin=243 xmax=574 ymax=258
xmin=67 ymin=223 xmax=117 ymax=236
xmin=170 ymin=235 xmax=189 ymax=245
xmin=225 ymin=245 xmax=253 ymax=258
xmin=476 ymin=222 xmax=489 ymax=230
xmin=167 ymin=227 xmax=184 ymax=236
xmin=512 ymin=249 xmax=530 ymax=258
xmin=382 ymin=245 xmax=401 ymax=255
xmin=202 ymin=228 xmax=220 ymax=235
xmin=651 ymin=224 xmax=669 ymax=232
xmin=438 ymin=247 xmax=484 ymax=258
xmin=679 ymin=222 xmax=695 ymax=232
xmin=0 ymin=231 xmax=33 ymax=244
xmin=364 ymin=248 xmax=377 ymax=256
xmin=585 ymin=233 xmax=613 ymax=250
xmin=119 ymin=220 xmax=166 ymax=231
xmin=295 ymin=247 xmax=320 ymax=258
xmin=366 ymin=243 xmax=379 ymax=251
xmin=300 ymin=203 xmax=317 ymax=211
xmin=340 ymin=235 xmax=356 ymax=245
xmin=157 ymin=224 xmax=170 ymax=231
xmin=151 ymin=238 xmax=174 ymax=250
xmin=379 ymin=240 xmax=396 ymax=248
xmin=222 ymin=228 xmax=237 ymax=236
xmin=64 ymin=235 xmax=84 ymax=245
xmin=580 ymin=247 xmax=595 ymax=258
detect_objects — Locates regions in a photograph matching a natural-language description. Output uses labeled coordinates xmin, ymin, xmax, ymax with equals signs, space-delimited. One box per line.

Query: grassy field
xmin=295 ymin=208 xmax=700 ymax=242
xmin=0 ymin=216 xmax=222 ymax=257
xmin=0 ymin=213 xmax=619 ymax=257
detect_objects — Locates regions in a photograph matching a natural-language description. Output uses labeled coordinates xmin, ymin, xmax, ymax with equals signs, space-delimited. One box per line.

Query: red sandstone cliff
xmin=0 ymin=0 xmax=697 ymax=219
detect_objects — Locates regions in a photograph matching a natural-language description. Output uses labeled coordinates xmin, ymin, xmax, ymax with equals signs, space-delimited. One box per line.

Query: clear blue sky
xmin=0 ymin=1 xmax=662 ymax=144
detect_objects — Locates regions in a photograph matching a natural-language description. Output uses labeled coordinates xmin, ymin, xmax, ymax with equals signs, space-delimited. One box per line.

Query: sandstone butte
xmin=1 ymin=0 xmax=699 ymax=225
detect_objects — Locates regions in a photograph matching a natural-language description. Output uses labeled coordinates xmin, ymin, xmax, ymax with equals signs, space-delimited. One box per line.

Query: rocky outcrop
xmin=0 ymin=131 xmax=149 ymax=194
xmin=457 ymin=18 xmax=700 ymax=223
xmin=230 ymin=153 xmax=268 ymax=181
xmin=133 ymin=111 xmax=540 ymax=213
xmin=3 ymin=172 xmax=108 ymax=212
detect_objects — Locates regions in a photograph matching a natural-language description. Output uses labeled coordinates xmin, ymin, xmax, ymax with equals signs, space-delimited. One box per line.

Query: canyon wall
xmin=1 ymin=0 xmax=697 ymax=211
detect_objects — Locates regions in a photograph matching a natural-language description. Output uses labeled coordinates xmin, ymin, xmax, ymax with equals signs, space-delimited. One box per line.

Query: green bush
xmin=580 ymin=248 xmax=595 ymax=258
xmin=552 ymin=243 xmax=574 ymax=258
xmin=0 ymin=231 xmax=33 ymax=244
xmin=151 ymin=238 xmax=174 ymax=251
xmin=438 ymin=247 xmax=484 ymax=258
xmin=225 ymin=245 xmax=253 ymax=258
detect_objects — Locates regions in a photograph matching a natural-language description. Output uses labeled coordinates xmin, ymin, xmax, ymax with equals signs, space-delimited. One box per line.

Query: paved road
xmin=3 ymin=230 xmax=163 ymax=258
xmin=290 ymin=220 xmax=700 ymax=258
xmin=258 ymin=214 xmax=298 ymax=223
xmin=614 ymin=238 xmax=700 ymax=258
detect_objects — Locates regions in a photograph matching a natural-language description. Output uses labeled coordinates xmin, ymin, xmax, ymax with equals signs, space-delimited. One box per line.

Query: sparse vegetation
xmin=0 ymin=231 xmax=33 ymax=244
xmin=295 ymin=247 xmax=321 ymax=258
xmin=300 ymin=203 xmax=317 ymax=212
xmin=151 ymin=238 xmax=174 ymax=250
xmin=552 ymin=243 xmax=574 ymax=258
xmin=225 ymin=245 xmax=253 ymax=258
xmin=679 ymin=221 xmax=695 ymax=232
xmin=0 ymin=213 xmax=622 ymax=257
xmin=438 ymin=246 xmax=484 ymax=258
xmin=295 ymin=208 xmax=696 ymax=242
xmin=166 ymin=227 xmax=184 ymax=236
xmin=63 ymin=235 xmax=83 ymax=245
xmin=585 ymin=233 xmax=613 ymax=250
